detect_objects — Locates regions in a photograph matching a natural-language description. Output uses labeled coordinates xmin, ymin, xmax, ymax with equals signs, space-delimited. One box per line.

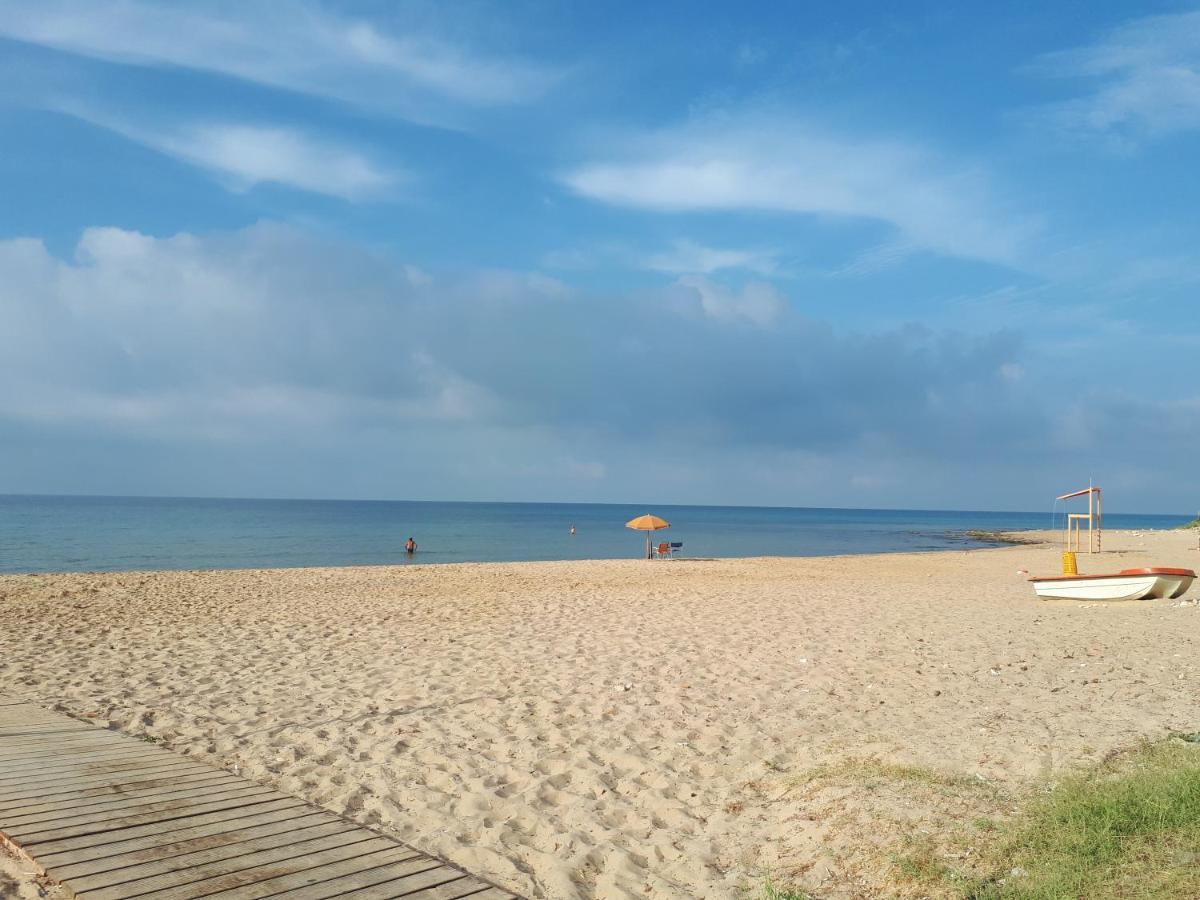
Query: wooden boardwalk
xmin=0 ymin=701 xmax=517 ymax=900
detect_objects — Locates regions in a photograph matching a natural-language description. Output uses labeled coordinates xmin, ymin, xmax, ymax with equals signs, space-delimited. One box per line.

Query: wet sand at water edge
xmin=2 ymin=529 xmax=1198 ymax=898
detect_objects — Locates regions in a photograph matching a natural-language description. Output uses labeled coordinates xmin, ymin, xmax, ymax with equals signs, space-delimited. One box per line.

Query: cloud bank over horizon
xmin=1 ymin=223 xmax=1194 ymax=511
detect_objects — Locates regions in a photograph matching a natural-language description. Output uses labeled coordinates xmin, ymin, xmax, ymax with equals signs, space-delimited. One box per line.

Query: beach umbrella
xmin=625 ymin=514 xmax=670 ymax=559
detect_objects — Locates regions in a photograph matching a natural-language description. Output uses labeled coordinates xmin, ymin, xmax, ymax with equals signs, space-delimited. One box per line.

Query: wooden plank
xmin=0 ymin=771 xmax=241 ymax=821
xmin=5 ymin=783 xmax=273 ymax=834
xmin=366 ymin=877 xmax=488 ymax=900
xmin=0 ymin=760 xmax=216 ymax=803
xmin=0 ymin=702 xmax=518 ymax=900
xmin=0 ymin=756 xmax=212 ymax=794
xmin=0 ymin=734 xmax=146 ymax=755
xmin=89 ymin=832 xmax=394 ymax=900
xmin=49 ymin=812 xmax=346 ymax=880
xmin=0 ymin=745 xmax=186 ymax=775
xmin=2 ymin=779 xmax=255 ymax=829
xmin=0 ymin=711 xmax=66 ymax=727
xmin=299 ymin=863 xmax=474 ymax=900
xmin=0 ymin=755 xmax=204 ymax=789
xmin=0 ymin=740 xmax=135 ymax=763
xmin=0 ymin=770 xmax=239 ymax=817
xmin=242 ymin=855 xmax=443 ymax=900
xmin=0 ymin=745 xmax=154 ymax=774
xmin=345 ymin=868 xmax=482 ymax=899
xmin=0 ymin=728 xmax=97 ymax=741
xmin=0 ymin=717 xmax=93 ymax=729
xmin=0 ymin=759 xmax=226 ymax=797
xmin=0 ymin=720 xmax=93 ymax=734
xmin=0 ymin=750 xmax=197 ymax=782
xmin=23 ymin=797 xmax=307 ymax=856
xmin=35 ymin=806 xmax=327 ymax=869
xmin=16 ymin=791 xmax=296 ymax=846
xmin=176 ymin=844 xmax=419 ymax=900
xmin=0 ymin=734 xmax=127 ymax=755
xmin=0 ymin=722 xmax=117 ymax=736
xmin=68 ymin=819 xmax=359 ymax=893
xmin=2 ymin=772 xmax=245 ymax=824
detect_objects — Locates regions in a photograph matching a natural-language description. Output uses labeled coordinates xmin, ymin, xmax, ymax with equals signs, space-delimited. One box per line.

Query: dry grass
xmin=878 ymin=739 xmax=1200 ymax=899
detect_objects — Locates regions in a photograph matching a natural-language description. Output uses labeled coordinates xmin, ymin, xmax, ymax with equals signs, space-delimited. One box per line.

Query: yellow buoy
xmin=1062 ymin=551 xmax=1078 ymax=575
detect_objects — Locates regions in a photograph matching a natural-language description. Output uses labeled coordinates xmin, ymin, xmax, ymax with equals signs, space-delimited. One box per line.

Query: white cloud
xmin=543 ymin=239 xmax=778 ymax=276
xmin=161 ymin=122 xmax=397 ymax=199
xmin=15 ymin=222 xmax=1195 ymax=509
xmin=561 ymin=111 xmax=1034 ymax=266
xmin=672 ymin=275 xmax=786 ymax=326
xmin=642 ymin=240 xmax=777 ymax=275
xmin=1030 ymin=11 xmax=1200 ymax=142
xmin=0 ymin=224 xmax=501 ymax=438
xmin=0 ymin=0 xmax=558 ymax=119
xmin=827 ymin=240 xmax=917 ymax=277
xmin=0 ymin=223 xmax=1034 ymax=457
xmin=65 ymin=112 xmax=400 ymax=200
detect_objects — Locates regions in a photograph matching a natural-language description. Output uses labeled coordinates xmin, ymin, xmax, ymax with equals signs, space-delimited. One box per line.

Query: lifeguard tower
xmin=1058 ymin=485 xmax=1102 ymax=553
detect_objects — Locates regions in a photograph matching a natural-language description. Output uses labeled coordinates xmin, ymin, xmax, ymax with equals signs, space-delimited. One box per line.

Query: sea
xmin=0 ymin=494 xmax=1191 ymax=575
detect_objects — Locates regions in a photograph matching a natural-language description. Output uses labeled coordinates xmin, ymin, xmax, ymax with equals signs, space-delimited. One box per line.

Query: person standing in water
xmin=405 ymin=536 xmax=417 ymax=554
xmin=569 ymin=524 xmax=576 ymax=536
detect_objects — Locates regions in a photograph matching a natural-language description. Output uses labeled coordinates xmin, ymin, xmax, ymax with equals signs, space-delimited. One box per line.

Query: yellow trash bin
xmin=1062 ymin=551 xmax=1078 ymax=575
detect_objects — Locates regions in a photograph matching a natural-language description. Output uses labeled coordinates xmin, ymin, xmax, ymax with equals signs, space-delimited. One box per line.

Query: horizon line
xmin=0 ymin=492 xmax=1192 ymax=519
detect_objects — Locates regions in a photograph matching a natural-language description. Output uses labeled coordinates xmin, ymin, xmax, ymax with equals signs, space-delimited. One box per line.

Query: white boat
xmin=1030 ymin=567 xmax=1196 ymax=602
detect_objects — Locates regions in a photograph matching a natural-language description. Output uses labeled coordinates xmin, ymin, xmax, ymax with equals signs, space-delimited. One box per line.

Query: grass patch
xmin=776 ymin=743 xmax=1200 ymax=898
xmin=919 ymin=739 xmax=1200 ymax=899
xmin=759 ymin=877 xmax=815 ymax=900
xmin=1180 ymin=516 xmax=1200 ymax=530
xmin=796 ymin=757 xmax=993 ymax=793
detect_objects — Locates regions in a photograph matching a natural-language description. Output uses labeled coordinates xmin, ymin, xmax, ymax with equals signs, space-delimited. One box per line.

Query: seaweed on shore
xmin=961 ymin=530 xmax=1041 ymax=546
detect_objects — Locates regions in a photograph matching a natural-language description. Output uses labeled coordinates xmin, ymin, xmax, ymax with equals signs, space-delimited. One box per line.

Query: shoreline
xmin=6 ymin=493 xmax=1191 ymax=576
xmin=3 ymin=529 xmax=1198 ymax=898
xmin=1 ymin=526 xmax=1061 ymax=578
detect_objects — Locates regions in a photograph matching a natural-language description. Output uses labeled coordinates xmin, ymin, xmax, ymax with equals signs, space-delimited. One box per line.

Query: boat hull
xmin=1030 ymin=567 xmax=1195 ymax=602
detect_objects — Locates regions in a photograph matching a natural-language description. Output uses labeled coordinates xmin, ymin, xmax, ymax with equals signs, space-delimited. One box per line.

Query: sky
xmin=0 ymin=1 xmax=1198 ymax=513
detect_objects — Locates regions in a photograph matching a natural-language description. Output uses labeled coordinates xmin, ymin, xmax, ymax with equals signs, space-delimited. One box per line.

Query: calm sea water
xmin=0 ymin=495 xmax=1190 ymax=574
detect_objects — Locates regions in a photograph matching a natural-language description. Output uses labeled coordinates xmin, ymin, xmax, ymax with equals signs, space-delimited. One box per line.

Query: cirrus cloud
xmin=561 ymin=110 xmax=1038 ymax=268
xmin=1028 ymin=10 xmax=1200 ymax=144
xmin=0 ymin=0 xmax=561 ymax=122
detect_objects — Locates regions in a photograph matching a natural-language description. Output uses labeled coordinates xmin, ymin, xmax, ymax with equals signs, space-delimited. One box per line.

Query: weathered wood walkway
xmin=0 ymin=701 xmax=517 ymax=900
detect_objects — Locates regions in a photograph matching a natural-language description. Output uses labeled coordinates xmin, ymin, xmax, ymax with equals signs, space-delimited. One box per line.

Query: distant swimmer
xmin=405 ymin=536 xmax=417 ymax=554
xmin=569 ymin=524 xmax=576 ymax=536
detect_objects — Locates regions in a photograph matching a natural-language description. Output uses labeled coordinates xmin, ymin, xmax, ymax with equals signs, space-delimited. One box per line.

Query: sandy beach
xmin=2 ymin=529 xmax=1198 ymax=898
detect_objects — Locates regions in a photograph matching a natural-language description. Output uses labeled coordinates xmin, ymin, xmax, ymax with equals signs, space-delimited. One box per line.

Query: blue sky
xmin=1 ymin=1 xmax=1198 ymax=512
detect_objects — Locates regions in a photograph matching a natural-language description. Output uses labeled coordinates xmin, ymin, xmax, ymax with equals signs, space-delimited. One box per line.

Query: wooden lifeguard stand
xmin=1058 ymin=485 xmax=1102 ymax=553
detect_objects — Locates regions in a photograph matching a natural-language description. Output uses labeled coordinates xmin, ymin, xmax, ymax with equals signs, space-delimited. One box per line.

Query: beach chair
xmin=655 ymin=542 xmax=671 ymax=558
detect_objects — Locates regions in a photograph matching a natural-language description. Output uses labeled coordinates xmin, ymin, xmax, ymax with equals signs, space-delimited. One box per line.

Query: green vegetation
xmin=1180 ymin=516 xmax=1200 ymax=530
xmin=759 ymin=878 xmax=814 ymax=900
xmin=886 ymin=739 xmax=1200 ymax=899
xmin=970 ymin=739 xmax=1200 ymax=898
xmin=760 ymin=741 xmax=1200 ymax=899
